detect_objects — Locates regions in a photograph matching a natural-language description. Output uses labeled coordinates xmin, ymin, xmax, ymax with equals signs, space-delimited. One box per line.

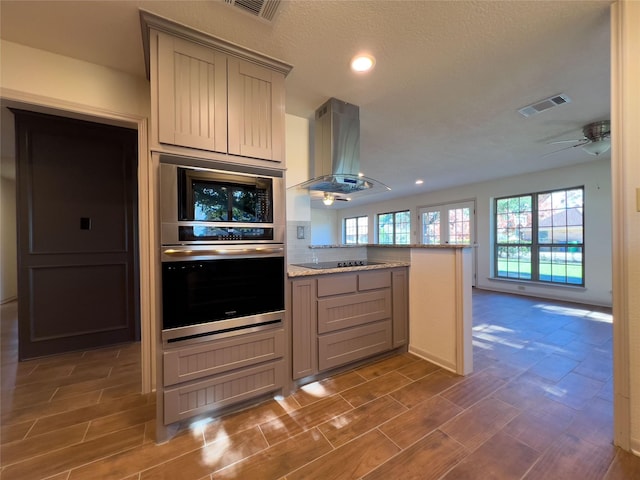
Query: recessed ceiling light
xmin=351 ymin=54 xmax=375 ymax=73
xmin=415 ymin=179 xmax=424 ymax=185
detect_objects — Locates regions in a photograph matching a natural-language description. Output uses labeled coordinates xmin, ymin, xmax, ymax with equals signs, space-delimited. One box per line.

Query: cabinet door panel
xmin=291 ymin=279 xmax=317 ymax=379
xmin=157 ymin=32 xmax=227 ymax=152
xmin=228 ymin=58 xmax=285 ymax=162
xmin=392 ymin=269 xmax=409 ymax=347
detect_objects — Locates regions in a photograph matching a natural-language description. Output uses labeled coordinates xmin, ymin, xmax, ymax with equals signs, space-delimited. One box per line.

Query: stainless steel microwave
xmin=160 ymin=161 xmax=285 ymax=245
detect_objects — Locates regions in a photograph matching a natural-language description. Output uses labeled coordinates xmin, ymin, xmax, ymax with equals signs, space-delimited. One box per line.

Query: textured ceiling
xmin=0 ymin=0 xmax=612 ymax=206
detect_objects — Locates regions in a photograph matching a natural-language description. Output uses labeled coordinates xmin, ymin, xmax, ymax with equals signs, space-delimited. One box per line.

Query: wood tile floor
xmin=2 ymin=290 xmax=640 ymax=479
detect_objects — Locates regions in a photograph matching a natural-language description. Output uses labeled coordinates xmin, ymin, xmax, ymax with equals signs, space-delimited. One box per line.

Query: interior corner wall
xmin=337 ymin=157 xmax=613 ymax=307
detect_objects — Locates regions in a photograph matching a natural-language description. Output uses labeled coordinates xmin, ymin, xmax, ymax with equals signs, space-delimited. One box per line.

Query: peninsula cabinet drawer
xmin=318 ymin=320 xmax=392 ymax=371
xmin=317 ymin=274 xmax=357 ymax=297
xmin=163 ymin=329 xmax=285 ymax=387
xmin=358 ymin=270 xmax=391 ymax=291
xmin=317 ymin=289 xmax=392 ymax=334
xmin=163 ymin=359 xmax=285 ymax=424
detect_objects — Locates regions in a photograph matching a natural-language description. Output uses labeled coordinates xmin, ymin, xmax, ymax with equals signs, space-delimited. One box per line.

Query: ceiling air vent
xmin=225 ymin=0 xmax=281 ymax=22
xmin=518 ymin=93 xmax=572 ymax=118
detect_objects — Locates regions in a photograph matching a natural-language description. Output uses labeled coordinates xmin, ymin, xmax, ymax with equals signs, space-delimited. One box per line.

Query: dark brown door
xmin=13 ymin=110 xmax=139 ymax=360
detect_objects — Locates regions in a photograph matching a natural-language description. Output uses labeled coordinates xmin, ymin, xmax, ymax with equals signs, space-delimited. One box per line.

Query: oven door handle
xmin=162 ymin=245 xmax=284 ymax=258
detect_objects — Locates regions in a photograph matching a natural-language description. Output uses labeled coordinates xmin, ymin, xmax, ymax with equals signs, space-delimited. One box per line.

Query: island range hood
xmin=293 ymin=98 xmax=390 ymax=203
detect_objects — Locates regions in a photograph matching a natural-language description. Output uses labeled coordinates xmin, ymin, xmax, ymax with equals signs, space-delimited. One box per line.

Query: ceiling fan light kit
xmin=322 ymin=192 xmax=335 ymax=206
xmin=582 ymin=138 xmax=611 ymax=156
xmin=546 ymin=120 xmax=611 ymax=157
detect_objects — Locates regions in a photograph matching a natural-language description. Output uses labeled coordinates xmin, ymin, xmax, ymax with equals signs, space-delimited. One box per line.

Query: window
xmin=419 ymin=201 xmax=474 ymax=246
xmin=344 ymin=216 xmax=368 ymax=244
xmin=378 ymin=210 xmax=411 ymax=245
xmin=495 ymin=187 xmax=584 ymax=285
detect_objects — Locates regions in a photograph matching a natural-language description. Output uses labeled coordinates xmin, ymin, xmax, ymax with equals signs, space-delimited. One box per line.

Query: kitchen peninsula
xmin=288 ymin=244 xmax=473 ymax=378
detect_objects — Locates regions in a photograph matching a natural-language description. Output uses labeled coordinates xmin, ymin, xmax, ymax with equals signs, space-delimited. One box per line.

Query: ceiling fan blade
xmin=542 ymin=140 xmax=590 ymax=157
xmin=548 ymin=138 xmax=585 ymax=145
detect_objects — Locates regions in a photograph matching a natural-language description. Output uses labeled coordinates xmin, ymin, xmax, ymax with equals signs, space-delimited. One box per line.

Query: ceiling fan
xmin=312 ymin=191 xmax=352 ymax=206
xmin=545 ymin=120 xmax=611 ymax=156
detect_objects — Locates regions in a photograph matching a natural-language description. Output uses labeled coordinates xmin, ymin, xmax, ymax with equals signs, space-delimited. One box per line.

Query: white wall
xmin=336 ymin=158 xmax=612 ymax=307
xmin=310 ymin=208 xmax=339 ymax=245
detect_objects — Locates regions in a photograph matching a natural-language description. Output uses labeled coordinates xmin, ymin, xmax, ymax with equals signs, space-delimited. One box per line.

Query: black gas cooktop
xmin=293 ymin=260 xmax=384 ymax=270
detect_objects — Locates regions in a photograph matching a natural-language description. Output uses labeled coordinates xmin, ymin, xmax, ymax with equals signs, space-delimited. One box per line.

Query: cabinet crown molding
xmin=139 ymin=9 xmax=293 ymax=80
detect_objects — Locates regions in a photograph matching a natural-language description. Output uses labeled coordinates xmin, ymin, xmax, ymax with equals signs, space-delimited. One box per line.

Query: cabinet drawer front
xmin=163 ymin=329 xmax=284 ymax=386
xmin=318 ymin=321 xmax=392 ymax=371
xmin=163 ymin=359 xmax=284 ymax=425
xmin=318 ymin=290 xmax=391 ymax=334
xmin=317 ymin=274 xmax=357 ymax=297
xmin=358 ymin=270 xmax=391 ymax=291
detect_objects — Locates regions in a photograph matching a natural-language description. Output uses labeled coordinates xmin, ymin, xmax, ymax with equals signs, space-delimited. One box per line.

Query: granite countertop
xmin=287 ymin=261 xmax=410 ymax=278
xmin=310 ymin=244 xmax=470 ymax=249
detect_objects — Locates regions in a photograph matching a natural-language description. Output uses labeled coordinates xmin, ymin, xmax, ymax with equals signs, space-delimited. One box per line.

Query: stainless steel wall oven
xmin=159 ymin=158 xmax=285 ymax=344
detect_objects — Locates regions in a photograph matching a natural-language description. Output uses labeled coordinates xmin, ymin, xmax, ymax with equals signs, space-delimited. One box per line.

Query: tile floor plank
xmin=362 ymin=429 xmax=468 ymax=480
xmin=137 ymin=426 xmax=267 ymax=480
xmin=441 ymin=431 xmax=540 ymax=479
xmin=258 ymin=394 xmax=352 ymax=446
xmin=209 ymin=428 xmax=332 ymax=480
xmin=317 ymin=395 xmax=407 ymax=448
xmin=286 ymin=429 xmax=399 ymax=480
xmin=378 ymin=394 xmax=463 ymax=449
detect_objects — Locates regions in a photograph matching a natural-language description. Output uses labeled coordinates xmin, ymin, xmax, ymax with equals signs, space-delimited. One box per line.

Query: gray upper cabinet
xmin=141 ymin=11 xmax=292 ymax=167
xmin=157 ymin=32 xmax=228 ymax=153
xmin=228 ymin=58 xmax=285 ymax=162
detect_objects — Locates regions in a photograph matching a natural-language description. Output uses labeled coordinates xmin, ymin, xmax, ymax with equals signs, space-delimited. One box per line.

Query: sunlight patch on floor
xmin=201 ymin=426 xmax=233 ymax=466
xmin=533 ymin=304 xmax=612 ymax=323
xmin=190 ymin=417 xmax=215 ymax=438
xmin=301 ymin=381 xmax=328 ymax=398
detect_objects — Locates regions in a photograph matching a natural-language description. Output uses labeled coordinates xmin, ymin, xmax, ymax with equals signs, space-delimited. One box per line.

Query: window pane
xmin=497 ymin=246 xmax=531 ymax=280
xmin=378 ymin=213 xmax=394 ymax=244
xmin=395 ymin=210 xmax=411 ymax=245
xmin=357 ymin=216 xmax=368 ymax=244
xmin=448 ymin=207 xmax=471 ymax=245
xmin=344 ymin=218 xmax=357 ymax=244
xmin=422 ymin=211 xmax=440 ymax=245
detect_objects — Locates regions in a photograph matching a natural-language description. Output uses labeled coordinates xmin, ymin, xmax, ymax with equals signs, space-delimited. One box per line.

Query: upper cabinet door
xmin=157 ymin=32 xmax=228 ymax=153
xmin=227 ymin=58 xmax=285 ymax=163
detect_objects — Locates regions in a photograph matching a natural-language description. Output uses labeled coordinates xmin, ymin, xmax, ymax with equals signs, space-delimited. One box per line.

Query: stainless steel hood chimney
xmin=293 ymin=98 xmax=390 ymax=202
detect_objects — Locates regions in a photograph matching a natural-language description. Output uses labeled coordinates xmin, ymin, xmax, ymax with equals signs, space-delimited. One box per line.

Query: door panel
xmin=13 ymin=110 xmax=139 ymax=359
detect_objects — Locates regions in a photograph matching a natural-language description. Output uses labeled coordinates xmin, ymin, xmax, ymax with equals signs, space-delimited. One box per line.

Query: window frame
xmin=344 ymin=215 xmax=369 ymax=244
xmin=377 ymin=210 xmax=411 ymax=245
xmin=494 ymin=186 xmax=585 ymax=286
